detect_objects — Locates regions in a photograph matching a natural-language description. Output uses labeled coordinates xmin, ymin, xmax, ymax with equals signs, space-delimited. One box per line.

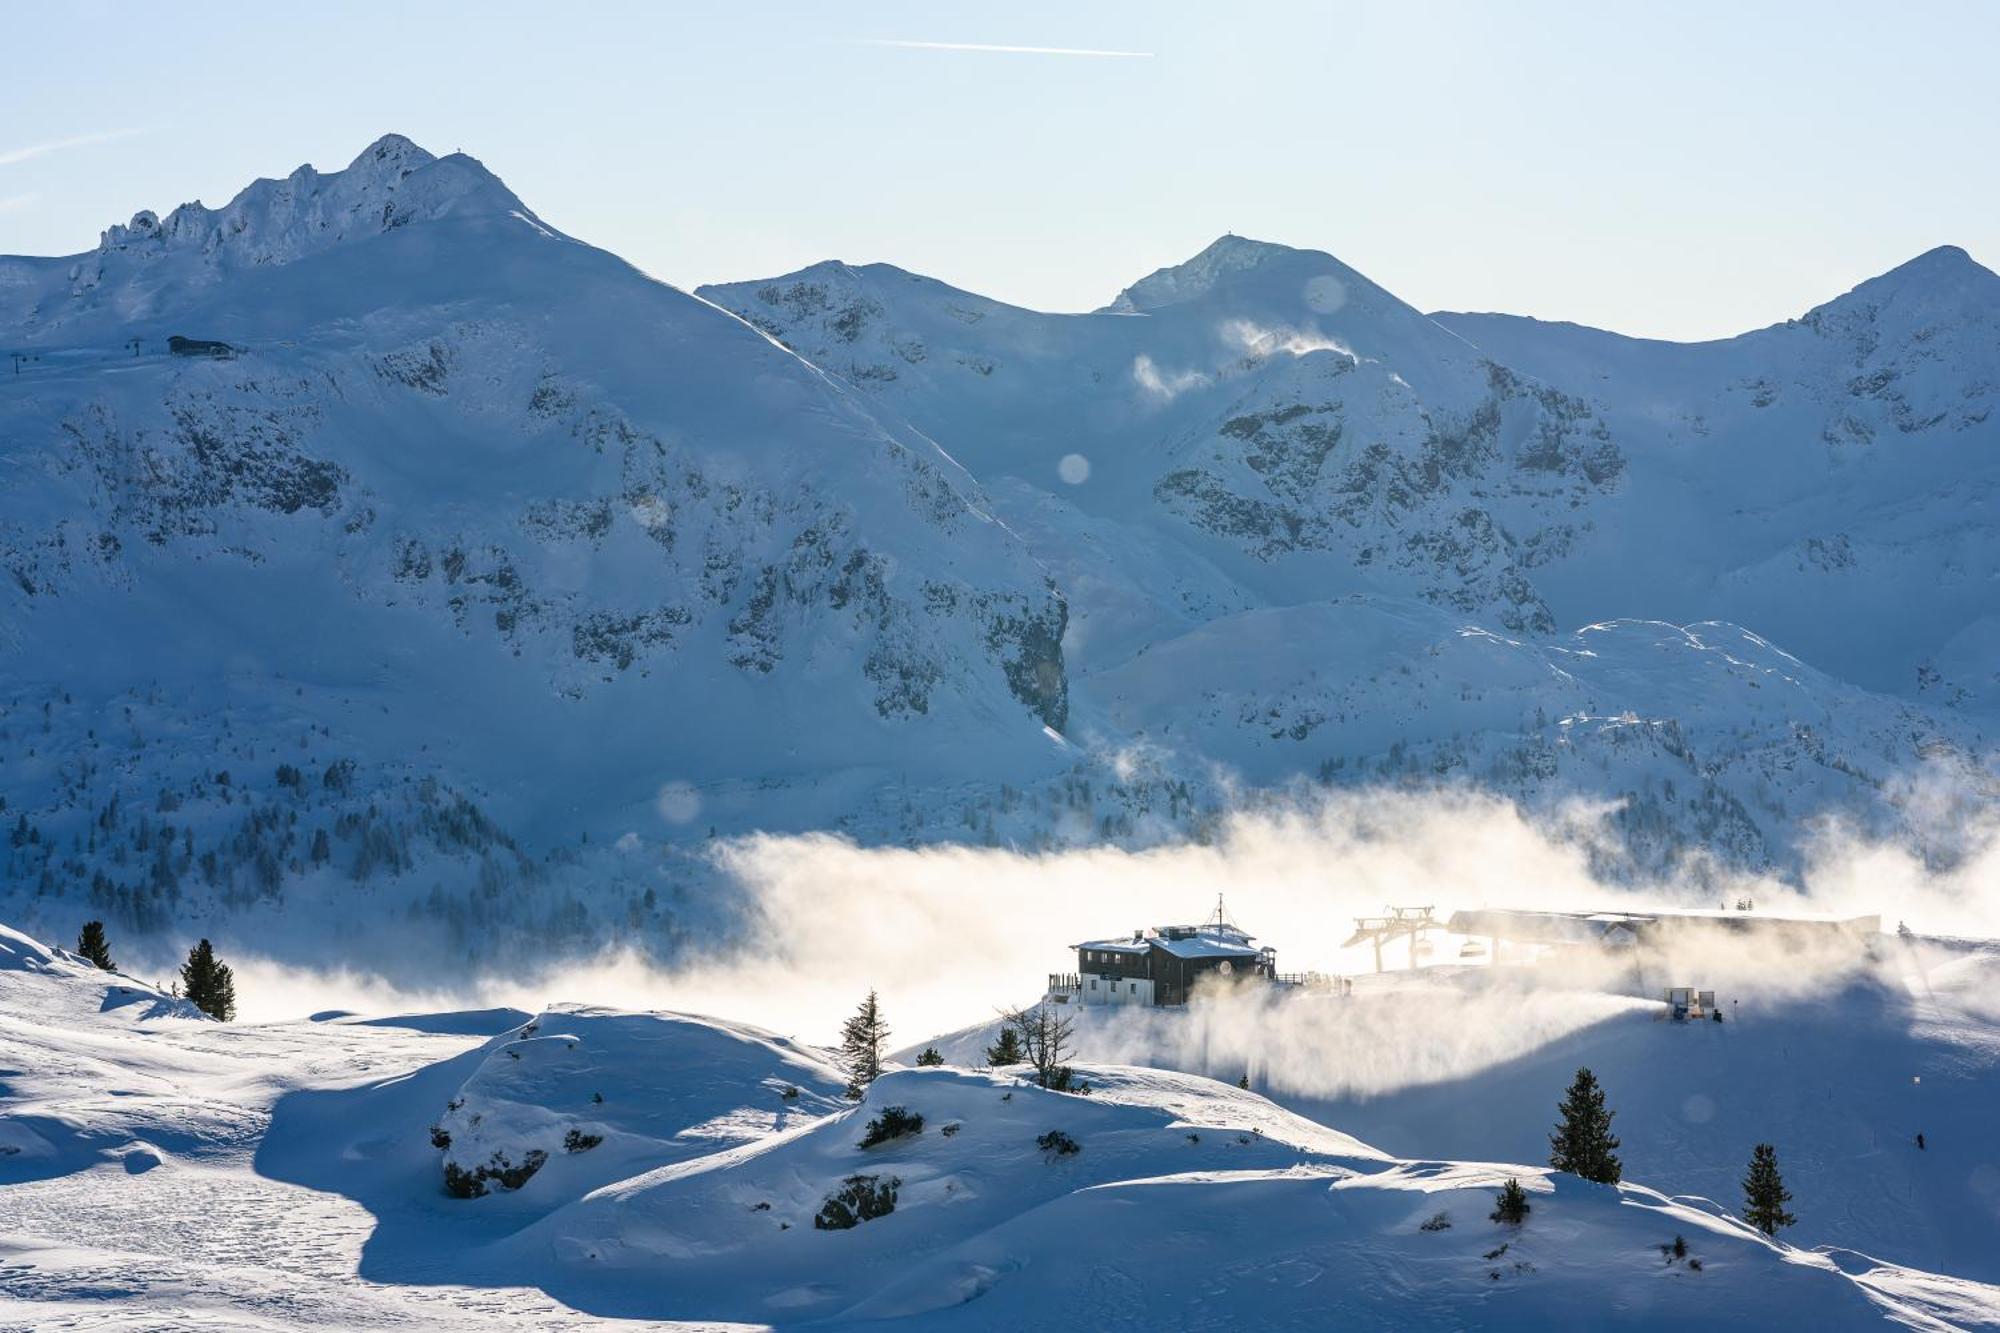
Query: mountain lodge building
xmin=1054 ymin=898 xmax=1277 ymax=1007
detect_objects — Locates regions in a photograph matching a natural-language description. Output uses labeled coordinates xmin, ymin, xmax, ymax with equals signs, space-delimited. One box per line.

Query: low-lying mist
xmin=203 ymin=786 xmax=1997 ymax=1101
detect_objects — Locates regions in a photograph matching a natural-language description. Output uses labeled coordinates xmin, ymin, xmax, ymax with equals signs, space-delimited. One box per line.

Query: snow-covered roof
xmin=1074 ymin=936 xmax=1151 ymax=955
xmin=1151 ymin=926 xmax=1265 ymax=961
xmin=1076 ymin=922 xmax=1265 ymax=960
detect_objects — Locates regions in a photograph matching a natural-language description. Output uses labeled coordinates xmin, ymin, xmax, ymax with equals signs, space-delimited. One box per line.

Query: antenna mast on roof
xmin=1209 ymin=893 xmax=1229 ymax=930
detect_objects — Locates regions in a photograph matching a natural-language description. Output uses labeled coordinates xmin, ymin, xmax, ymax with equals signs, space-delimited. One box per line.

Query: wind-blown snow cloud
xmin=208 ymin=773 xmax=2000 ymax=1097
xmin=1132 ymin=353 xmax=1207 ymax=400
xmin=859 ymin=39 xmax=1154 ymax=59
xmin=1220 ymin=317 xmax=1355 ymax=360
xmin=0 ymin=128 xmax=148 ymax=169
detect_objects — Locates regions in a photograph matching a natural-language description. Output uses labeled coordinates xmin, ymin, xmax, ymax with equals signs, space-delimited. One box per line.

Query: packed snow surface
xmin=3 ymin=919 xmax=2000 ymax=1329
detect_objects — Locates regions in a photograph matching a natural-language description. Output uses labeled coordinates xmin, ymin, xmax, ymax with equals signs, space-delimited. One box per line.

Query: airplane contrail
xmin=0 ymin=128 xmax=149 ymax=169
xmin=860 ymin=39 xmax=1154 ymax=59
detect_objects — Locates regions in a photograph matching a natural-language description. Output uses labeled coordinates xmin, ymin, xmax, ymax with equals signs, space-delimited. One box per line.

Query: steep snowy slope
xmin=703 ymin=239 xmax=1997 ymax=880
xmin=1434 ymin=245 xmax=2000 ymax=703
xmin=705 ymin=236 xmax=2000 ymax=706
xmin=5 ymin=138 xmax=1995 ymax=965
xmin=703 ymin=237 xmax=1625 ymax=643
xmin=1086 ymin=596 xmax=1993 ymax=875
xmin=0 ymin=135 xmax=1071 ymax=962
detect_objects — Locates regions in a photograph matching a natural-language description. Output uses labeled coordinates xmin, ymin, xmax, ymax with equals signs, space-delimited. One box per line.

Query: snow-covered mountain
xmin=702 ymin=234 xmax=1999 ymax=879
xmin=0 ymin=136 xmax=1073 ymax=966
xmin=3 ymin=135 xmax=1996 ymax=967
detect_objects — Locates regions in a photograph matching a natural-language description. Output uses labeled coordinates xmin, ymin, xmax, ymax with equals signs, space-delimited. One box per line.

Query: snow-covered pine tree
xmin=180 ymin=938 xmax=237 ymax=1022
xmin=1742 ymin=1142 xmax=1796 ymax=1236
xmin=839 ymin=990 xmax=889 ymax=1098
xmin=1491 ymin=1177 xmax=1532 ymax=1224
xmin=76 ymin=920 xmax=115 ymax=971
xmin=1548 ymin=1066 xmax=1622 ymax=1183
xmin=986 ymin=1026 xmax=1025 ymax=1067
xmin=915 ymin=1046 xmax=944 ymax=1066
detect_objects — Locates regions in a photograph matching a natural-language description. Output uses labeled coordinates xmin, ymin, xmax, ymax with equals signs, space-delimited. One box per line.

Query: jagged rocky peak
xmin=92 ymin=132 xmax=531 ymax=266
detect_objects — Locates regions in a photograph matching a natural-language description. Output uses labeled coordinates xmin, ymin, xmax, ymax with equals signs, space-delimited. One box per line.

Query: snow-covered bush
xmin=814 ymin=1174 xmax=899 ymax=1230
xmin=443 ymin=1147 xmax=547 ymax=1199
xmin=857 ymin=1105 xmax=924 ymax=1148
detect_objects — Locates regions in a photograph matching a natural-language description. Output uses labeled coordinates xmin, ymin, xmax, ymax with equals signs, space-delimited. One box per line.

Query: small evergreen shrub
xmin=1420 ymin=1211 xmax=1452 ymax=1232
xmin=814 ymin=1174 xmax=900 ymax=1230
xmin=428 ymin=1124 xmax=451 ymax=1150
xmin=940 ymin=1122 xmax=961 ymax=1138
xmin=1491 ymin=1178 xmax=1531 ymax=1225
xmin=442 ymin=1148 xmax=549 ymax=1198
xmin=859 ymin=1105 xmax=924 ymax=1147
xmin=915 ymin=1046 xmax=945 ymax=1067
xmin=986 ymin=1027 xmax=1025 ymax=1067
xmin=563 ymin=1128 xmax=603 ymax=1153
xmin=1037 ymin=1129 xmax=1080 ymax=1157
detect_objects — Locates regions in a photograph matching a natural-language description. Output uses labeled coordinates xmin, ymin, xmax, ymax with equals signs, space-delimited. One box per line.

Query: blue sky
xmin=4 ymin=0 xmax=1994 ymax=340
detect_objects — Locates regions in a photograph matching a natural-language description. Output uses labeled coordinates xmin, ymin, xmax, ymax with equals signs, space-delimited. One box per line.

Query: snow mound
xmin=488 ymin=1063 xmax=1976 ymax=1328
xmin=0 ymin=921 xmax=207 ymax=1025
xmin=434 ymin=1005 xmax=847 ymax=1203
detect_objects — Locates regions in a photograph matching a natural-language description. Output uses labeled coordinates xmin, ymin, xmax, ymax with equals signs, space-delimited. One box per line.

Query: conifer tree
xmin=180 ymin=938 xmax=237 ymax=1022
xmin=915 ymin=1046 xmax=944 ymax=1067
xmin=1491 ymin=1177 xmax=1532 ymax=1224
xmin=1548 ymin=1066 xmax=1622 ymax=1183
xmin=1742 ymin=1142 xmax=1796 ymax=1236
xmin=985 ymin=1025 xmax=1025 ymax=1067
xmin=839 ymin=990 xmax=889 ymax=1099
xmin=76 ymin=920 xmax=115 ymax=971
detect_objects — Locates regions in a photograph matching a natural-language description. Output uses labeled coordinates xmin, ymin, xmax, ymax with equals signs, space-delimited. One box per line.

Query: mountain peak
xmin=1104 ymin=235 xmax=1311 ymax=313
xmin=345 ymin=132 xmax=438 ymax=176
xmin=1868 ymin=243 xmax=1994 ymax=290
xmin=89 ymin=134 xmax=530 ymax=268
xmin=1804 ymin=243 xmax=2000 ymax=332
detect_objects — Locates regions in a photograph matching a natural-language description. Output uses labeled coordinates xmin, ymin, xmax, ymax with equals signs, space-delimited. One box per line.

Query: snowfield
xmin=4 ymin=919 xmax=2000 ymax=1330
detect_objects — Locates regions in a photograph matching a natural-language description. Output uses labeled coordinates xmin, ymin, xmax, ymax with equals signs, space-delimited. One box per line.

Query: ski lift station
xmin=1445 ymin=906 xmax=1882 ymax=958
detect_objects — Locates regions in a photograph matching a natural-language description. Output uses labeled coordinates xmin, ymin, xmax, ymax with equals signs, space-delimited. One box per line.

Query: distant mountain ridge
xmin=0 ymin=136 xmax=1992 ymax=969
